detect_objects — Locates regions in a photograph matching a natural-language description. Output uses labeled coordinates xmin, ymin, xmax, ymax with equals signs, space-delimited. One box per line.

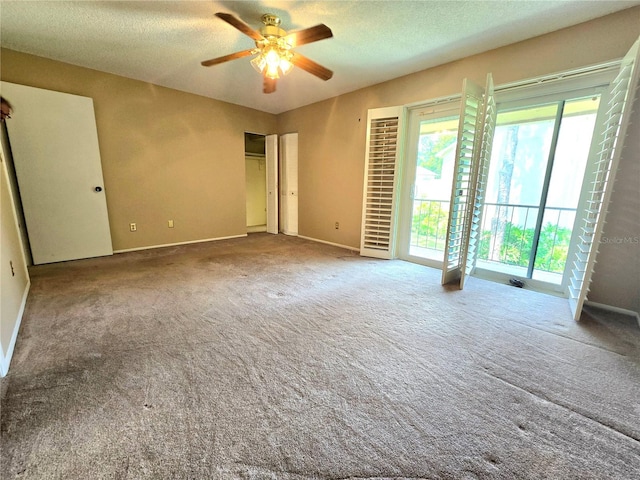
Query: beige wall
xmin=0 ymin=48 xmax=277 ymax=251
xmin=278 ymin=7 xmax=640 ymax=313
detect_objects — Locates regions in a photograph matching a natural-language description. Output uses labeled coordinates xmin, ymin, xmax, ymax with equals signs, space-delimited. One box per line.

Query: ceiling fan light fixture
xmin=279 ymin=56 xmax=294 ymax=76
xmin=202 ymin=12 xmax=333 ymax=93
xmin=250 ymin=54 xmax=267 ymax=74
xmin=265 ymin=47 xmax=281 ymax=70
xmin=252 ymin=43 xmax=294 ymax=80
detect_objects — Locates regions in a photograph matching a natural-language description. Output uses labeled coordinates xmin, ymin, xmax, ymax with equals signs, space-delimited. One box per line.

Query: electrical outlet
xmin=168 ymin=220 xmax=174 ymax=228
xmin=130 ymin=223 xmax=137 ymax=232
xmin=335 ymin=222 xmax=339 ymax=230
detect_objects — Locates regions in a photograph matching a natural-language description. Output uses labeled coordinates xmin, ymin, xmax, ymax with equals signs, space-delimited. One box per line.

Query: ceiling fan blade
xmin=263 ymin=77 xmax=277 ymax=94
xmin=285 ymin=24 xmax=333 ymax=47
xmin=215 ymin=12 xmax=264 ymax=41
xmin=201 ymin=49 xmax=254 ymax=67
xmin=291 ymin=53 xmax=333 ymax=81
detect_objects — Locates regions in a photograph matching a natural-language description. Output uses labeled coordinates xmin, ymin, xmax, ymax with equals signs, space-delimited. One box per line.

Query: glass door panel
xmin=477 ymin=104 xmax=557 ymax=276
xmin=532 ymin=96 xmax=600 ymax=282
xmin=477 ymin=96 xmax=601 ymax=285
xmin=408 ymin=117 xmax=458 ymax=261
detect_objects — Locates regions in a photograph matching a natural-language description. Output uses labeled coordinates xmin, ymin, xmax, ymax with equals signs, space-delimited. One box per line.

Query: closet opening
xmin=244 ymin=132 xmax=267 ymax=233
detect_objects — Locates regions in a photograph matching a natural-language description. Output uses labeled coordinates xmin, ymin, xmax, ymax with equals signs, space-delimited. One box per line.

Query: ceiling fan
xmin=201 ymin=12 xmax=333 ymax=94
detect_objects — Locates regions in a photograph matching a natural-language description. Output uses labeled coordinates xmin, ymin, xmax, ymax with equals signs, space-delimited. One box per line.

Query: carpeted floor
xmin=1 ymin=233 xmax=639 ymax=479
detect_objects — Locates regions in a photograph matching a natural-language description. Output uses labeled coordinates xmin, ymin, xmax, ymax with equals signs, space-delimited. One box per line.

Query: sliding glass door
xmin=475 ymin=95 xmax=601 ymax=286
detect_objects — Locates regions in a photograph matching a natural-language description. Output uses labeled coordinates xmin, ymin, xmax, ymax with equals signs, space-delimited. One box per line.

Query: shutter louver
xmin=569 ymin=38 xmax=640 ymax=320
xmin=361 ymin=107 xmax=403 ymax=259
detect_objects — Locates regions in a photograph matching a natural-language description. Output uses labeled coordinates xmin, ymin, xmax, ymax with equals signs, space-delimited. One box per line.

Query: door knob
xmin=94 ymin=186 xmax=103 ymax=192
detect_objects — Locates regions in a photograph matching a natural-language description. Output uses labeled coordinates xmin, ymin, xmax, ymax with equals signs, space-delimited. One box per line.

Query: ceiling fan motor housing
xmin=260 ymin=14 xmax=286 ymax=39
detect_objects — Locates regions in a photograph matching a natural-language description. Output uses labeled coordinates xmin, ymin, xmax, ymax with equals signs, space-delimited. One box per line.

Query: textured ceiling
xmin=1 ymin=1 xmax=639 ymax=114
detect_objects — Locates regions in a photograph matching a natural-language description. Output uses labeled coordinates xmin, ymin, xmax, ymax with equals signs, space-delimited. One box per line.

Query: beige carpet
xmin=1 ymin=233 xmax=639 ymax=479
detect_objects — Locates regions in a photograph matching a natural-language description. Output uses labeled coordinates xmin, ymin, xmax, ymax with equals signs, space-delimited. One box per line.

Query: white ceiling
xmin=1 ymin=1 xmax=639 ymax=114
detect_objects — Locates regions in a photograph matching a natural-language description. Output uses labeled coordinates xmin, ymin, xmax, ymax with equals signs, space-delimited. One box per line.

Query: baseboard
xmin=0 ymin=280 xmax=30 ymax=377
xmin=584 ymin=301 xmax=640 ymax=327
xmin=297 ymin=235 xmax=360 ymax=252
xmin=113 ymin=234 xmax=248 ymax=254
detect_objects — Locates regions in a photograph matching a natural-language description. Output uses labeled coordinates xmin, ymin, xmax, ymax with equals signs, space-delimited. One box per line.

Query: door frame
xmin=397 ymin=99 xmax=461 ymax=269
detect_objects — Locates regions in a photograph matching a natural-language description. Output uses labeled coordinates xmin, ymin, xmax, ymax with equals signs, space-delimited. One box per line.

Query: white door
xmin=1 ymin=82 xmax=113 ymax=264
xmin=265 ymin=134 xmax=279 ymax=234
xmin=280 ymin=133 xmax=298 ymax=236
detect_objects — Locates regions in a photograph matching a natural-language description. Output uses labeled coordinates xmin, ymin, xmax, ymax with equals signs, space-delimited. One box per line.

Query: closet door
xmin=568 ymin=38 xmax=640 ymax=320
xmin=360 ymin=106 xmax=404 ymax=259
xmin=279 ymin=133 xmax=298 ymax=236
xmin=265 ymin=134 xmax=278 ymax=234
xmin=441 ymin=79 xmax=485 ymax=285
xmin=2 ymin=82 xmax=113 ymax=264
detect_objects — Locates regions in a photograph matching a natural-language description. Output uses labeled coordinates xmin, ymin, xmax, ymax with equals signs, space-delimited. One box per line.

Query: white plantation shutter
xmin=460 ymin=74 xmax=496 ymax=289
xmin=360 ymin=107 xmax=404 ymax=259
xmin=442 ymin=79 xmax=485 ymax=285
xmin=569 ymin=38 xmax=640 ymax=320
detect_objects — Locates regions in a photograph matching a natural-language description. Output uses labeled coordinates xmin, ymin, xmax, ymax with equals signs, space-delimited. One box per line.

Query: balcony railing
xmin=478 ymin=202 xmax=577 ymax=274
xmin=410 ymin=199 xmax=450 ymax=252
xmin=409 ymin=199 xmax=576 ymax=275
